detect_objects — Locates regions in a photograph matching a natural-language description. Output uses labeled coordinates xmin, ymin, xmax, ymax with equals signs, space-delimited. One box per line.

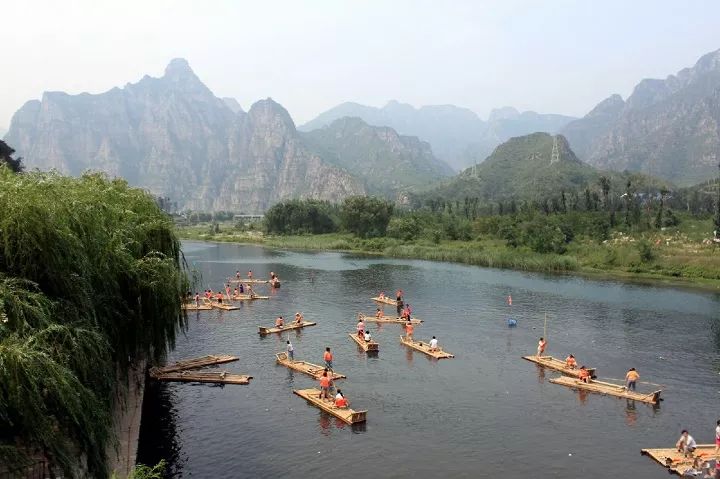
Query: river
xmin=137 ymin=241 xmax=720 ymax=478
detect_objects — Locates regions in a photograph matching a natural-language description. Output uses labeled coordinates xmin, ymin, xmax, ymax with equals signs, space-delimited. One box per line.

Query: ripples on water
xmin=137 ymin=242 xmax=720 ymax=478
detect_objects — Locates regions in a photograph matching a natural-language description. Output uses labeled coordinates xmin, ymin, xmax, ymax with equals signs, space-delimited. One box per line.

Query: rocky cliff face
xmin=300 ymin=117 xmax=453 ymax=197
xmin=4 ymin=59 xmax=363 ymax=212
xmin=563 ymin=49 xmax=720 ymax=186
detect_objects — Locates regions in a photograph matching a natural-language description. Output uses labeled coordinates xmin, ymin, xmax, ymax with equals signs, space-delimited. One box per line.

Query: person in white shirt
xmin=429 ymin=336 xmax=438 ymax=351
xmin=676 ymin=430 xmax=697 ymax=457
xmin=363 ymin=331 xmax=372 ymax=342
xmin=286 ymin=340 xmax=294 ymax=361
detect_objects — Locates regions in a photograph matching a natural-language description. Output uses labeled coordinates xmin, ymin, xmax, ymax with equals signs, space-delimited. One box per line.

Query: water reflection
xmin=625 ymin=400 xmax=637 ymax=426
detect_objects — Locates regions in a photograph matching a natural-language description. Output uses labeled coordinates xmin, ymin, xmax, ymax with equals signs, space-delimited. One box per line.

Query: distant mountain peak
xmin=221 ymin=97 xmax=244 ymax=114
xmin=164 ymin=58 xmax=194 ymax=78
xmin=248 ymin=98 xmax=296 ymax=131
xmin=488 ymin=106 xmax=520 ymax=122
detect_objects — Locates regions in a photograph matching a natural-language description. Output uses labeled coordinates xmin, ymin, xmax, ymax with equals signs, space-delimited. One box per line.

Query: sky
xmin=2 ymin=0 xmax=720 ymax=130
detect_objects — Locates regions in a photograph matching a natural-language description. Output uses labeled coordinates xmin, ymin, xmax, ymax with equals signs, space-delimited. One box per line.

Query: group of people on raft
xmin=235 ymin=269 xmax=281 ymax=287
xmin=537 ymin=338 xmax=641 ymax=388
xmin=274 ymin=312 xmax=304 ymax=329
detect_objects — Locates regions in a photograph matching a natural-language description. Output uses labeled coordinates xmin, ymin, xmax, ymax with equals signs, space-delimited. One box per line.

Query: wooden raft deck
xmin=400 ymin=335 xmax=454 ymax=359
xmin=208 ymin=300 xmax=239 ymax=310
xmin=275 ymin=352 xmax=346 ymax=380
xmin=522 ymin=355 xmax=597 ymax=379
xmin=372 ymin=296 xmax=399 ymax=306
xmin=150 ymin=370 xmax=252 ymax=385
xmin=358 ymin=313 xmax=422 ymax=324
xmin=293 ymin=388 xmax=367 ymax=425
xmin=348 ymin=333 xmax=380 ymax=352
xmin=259 ymin=321 xmax=317 ymax=335
xmin=229 ymin=279 xmax=270 ymax=284
xmin=232 ymin=294 xmax=270 ymax=301
xmin=154 ymin=355 xmax=239 ymax=374
xmin=549 ymin=376 xmax=662 ymax=404
xmin=182 ymin=303 xmax=213 ymax=311
xmin=641 ymin=445 xmax=716 ymax=475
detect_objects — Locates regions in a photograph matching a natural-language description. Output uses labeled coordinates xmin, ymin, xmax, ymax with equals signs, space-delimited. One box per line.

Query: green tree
xmin=0 ymin=170 xmax=187 ymax=476
xmin=0 ymin=140 xmax=23 ymax=173
xmin=264 ymin=199 xmax=338 ymax=235
xmin=714 ymin=163 xmax=720 ymax=235
xmin=598 ymin=176 xmax=611 ymax=210
xmin=340 ymin=196 xmax=394 ymax=238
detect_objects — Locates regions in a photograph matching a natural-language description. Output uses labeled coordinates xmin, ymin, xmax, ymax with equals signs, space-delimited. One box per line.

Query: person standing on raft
xmin=323 ymin=347 xmax=333 ymax=372
xmin=396 ymin=289 xmax=404 ymax=317
xmin=356 ymin=317 xmax=365 ymax=338
xmin=537 ymin=337 xmax=547 ymax=357
xmin=318 ymin=372 xmax=331 ymax=400
xmin=287 ymin=340 xmax=294 ymax=361
xmin=625 ymin=368 xmax=640 ymax=391
xmin=429 ymin=336 xmax=438 ymax=351
xmin=194 ymin=292 xmax=200 ymax=308
xmin=405 ymin=322 xmax=414 ymax=340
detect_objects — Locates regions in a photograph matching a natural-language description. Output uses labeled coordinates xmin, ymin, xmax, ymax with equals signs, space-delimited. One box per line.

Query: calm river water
xmin=137 ymin=241 xmax=720 ymax=478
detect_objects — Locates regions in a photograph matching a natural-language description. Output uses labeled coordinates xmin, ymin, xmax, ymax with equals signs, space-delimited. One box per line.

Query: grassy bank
xmin=177 ymin=222 xmax=720 ymax=290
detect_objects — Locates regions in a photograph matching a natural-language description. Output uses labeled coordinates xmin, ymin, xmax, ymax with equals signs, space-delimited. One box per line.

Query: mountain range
xmin=300 ymin=117 xmax=453 ymax=197
xmin=4 ymin=47 xmax=720 ymax=211
xmin=562 ymin=48 xmax=720 ymax=186
xmin=412 ymin=132 xmax=668 ymax=205
xmin=300 ymin=101 xmax=576 ymax=170
xmin=4 ymin=60 xmax=451 ymax=212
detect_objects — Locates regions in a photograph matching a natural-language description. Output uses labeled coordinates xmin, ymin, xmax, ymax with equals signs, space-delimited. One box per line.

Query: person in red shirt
xmin=578 ymin=366 xmax=591 ymax=383
xmin=323 ymin=347 xmax=333 ymax=371
xmin=334 ymin=389 xmax=348 ymax=408
xmin=318 ymin=372 xmax=331 ymax=400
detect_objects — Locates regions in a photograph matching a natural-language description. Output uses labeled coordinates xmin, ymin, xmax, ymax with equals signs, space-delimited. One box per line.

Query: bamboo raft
xmin=150 ymin=370 xmax=252 ymax=385
xmin=358 ymin=313 xmax=422 ymax=324
xmin=399 ymin=335 xmax=454 ymax=359
xmin=258 ymin=321 xmax=317 ymax=335
xmin=293 ymin=388 xmax=367 ymax=425
xmin=229 ymin=279 xmax=270 ymax=284
xmin=275 ymin=352 xmax=346 ymax=380
xmin=348 ymin=333 xmax=380 ymax=352
xmin=549 ymin=376 xmax=662 ymax=404
xmin=641 ymin=445 xmax=716 ymax=475
xmin=522 ymin=355 xmax=597 ymax=379
xmin=182 ymin=303 xmax=213 ymax=311
xmin=232 ymin=294 xmax=270 ymax=301
xmin=371 ymin=296 xmax=399 ymax=306
xmin=210 ymin=301 xmax=240 ymax=310
xmin=153 ymin=355 xmax=239 ymax=374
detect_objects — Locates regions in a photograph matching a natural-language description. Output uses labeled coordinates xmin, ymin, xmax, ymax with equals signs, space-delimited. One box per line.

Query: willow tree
xmin=0 ymin=168 xmax=188 ymax=476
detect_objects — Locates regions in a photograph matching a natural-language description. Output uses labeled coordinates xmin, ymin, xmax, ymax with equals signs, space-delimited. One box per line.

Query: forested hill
xmin=300 ymin=117 xmax=453 ymax=198
xmin=411 ymin=133 xmax=669 ymax=206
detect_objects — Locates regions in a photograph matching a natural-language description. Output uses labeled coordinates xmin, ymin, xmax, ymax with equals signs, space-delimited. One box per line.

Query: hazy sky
xmin=2 ymin=0 xmax=719 ymax=129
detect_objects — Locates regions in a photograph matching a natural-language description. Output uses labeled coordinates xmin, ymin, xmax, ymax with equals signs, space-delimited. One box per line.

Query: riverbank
xmin=177 ymin=225 xmax=720 ymax=291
